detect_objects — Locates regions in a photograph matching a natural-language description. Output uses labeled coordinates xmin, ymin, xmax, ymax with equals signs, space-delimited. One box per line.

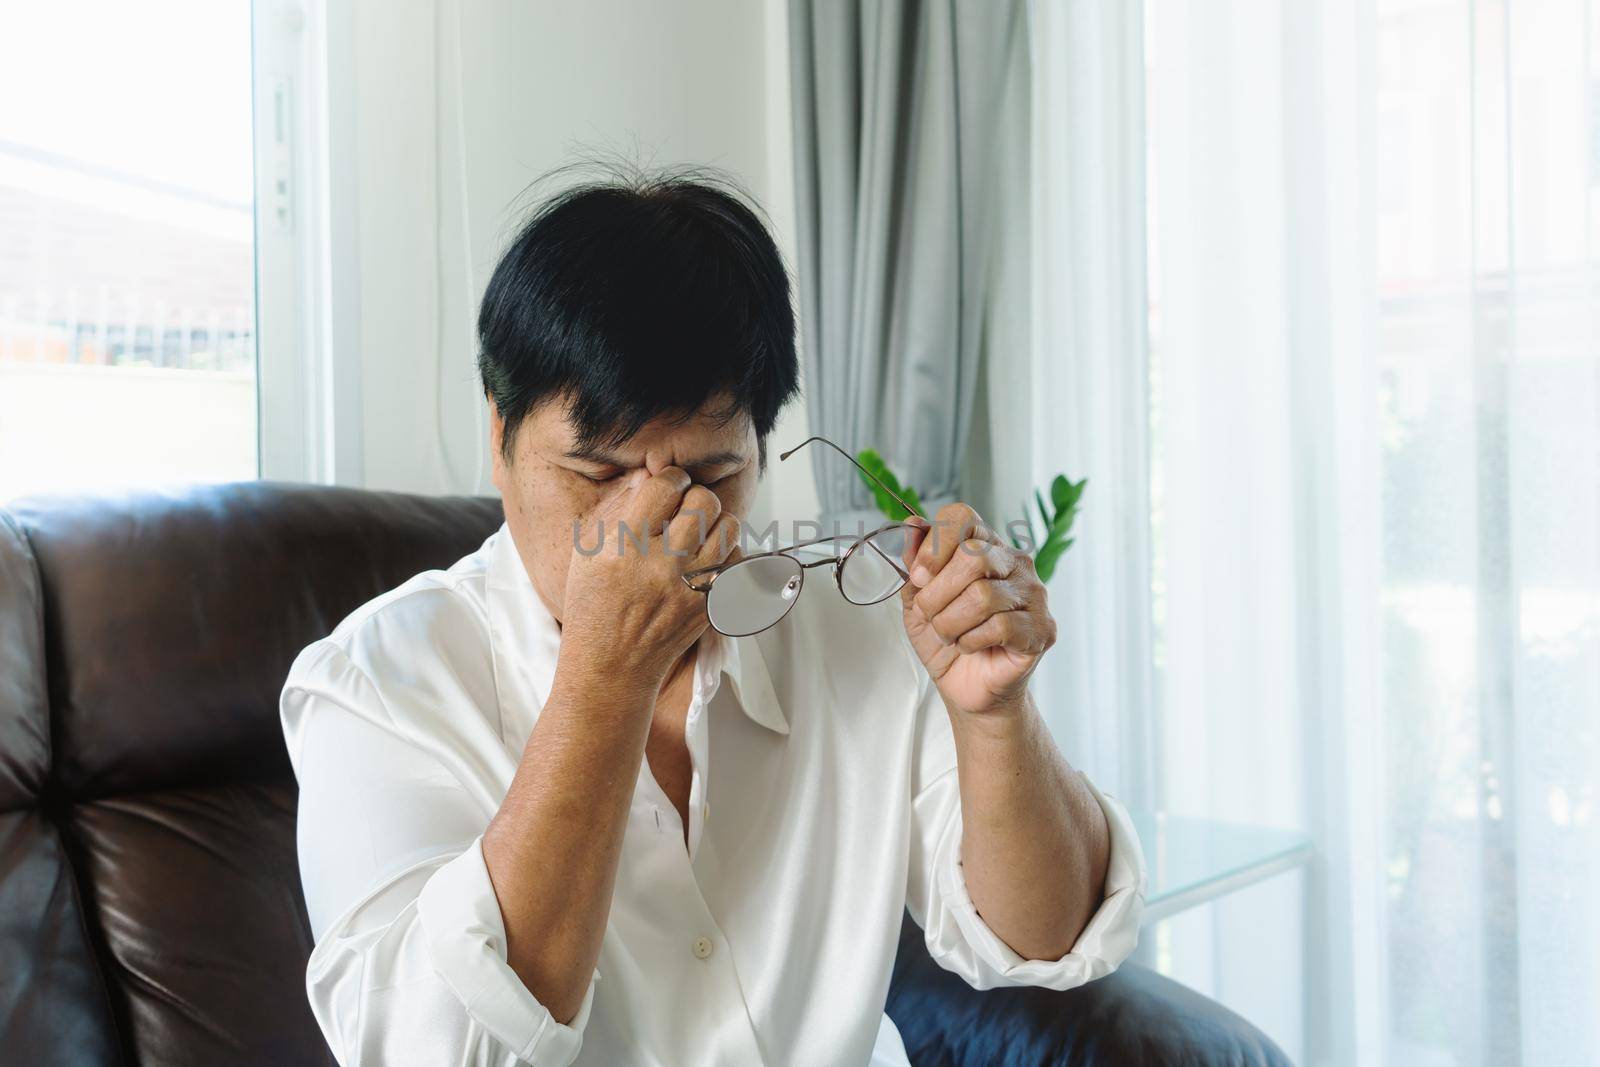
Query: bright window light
xmin=0 ymin=0 xmax=257 ymax=501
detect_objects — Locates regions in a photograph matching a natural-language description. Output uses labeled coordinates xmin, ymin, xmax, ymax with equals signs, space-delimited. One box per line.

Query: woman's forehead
xmin=531 ymin=397 xmax=754 ymax=466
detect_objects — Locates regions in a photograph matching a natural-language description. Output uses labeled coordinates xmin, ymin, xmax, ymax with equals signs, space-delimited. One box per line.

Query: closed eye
xmin=575 ymin=466 xmax=741 ymax=485
xmin=692 ymin=466 xmax=745 ymax=486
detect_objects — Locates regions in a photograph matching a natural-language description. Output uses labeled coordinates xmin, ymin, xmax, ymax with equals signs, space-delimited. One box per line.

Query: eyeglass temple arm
xmin=778 ymin=436 xmax=927 ymax=521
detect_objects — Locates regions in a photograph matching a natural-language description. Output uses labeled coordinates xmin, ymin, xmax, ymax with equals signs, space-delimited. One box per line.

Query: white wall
xmin=342 ymin=0 xmax=818 ymax=525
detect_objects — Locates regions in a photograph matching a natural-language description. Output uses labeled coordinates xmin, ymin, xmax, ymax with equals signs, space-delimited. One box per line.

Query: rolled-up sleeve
xmin=903 ymin=670 xmax=1148 ymax=991
xmin=283 ymin=640 xmax=598 ymax=1066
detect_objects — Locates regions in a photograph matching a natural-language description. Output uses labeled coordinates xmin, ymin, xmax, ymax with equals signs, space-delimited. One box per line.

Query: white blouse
xmin=281 ymin=523 xmax=1146 ymax=1066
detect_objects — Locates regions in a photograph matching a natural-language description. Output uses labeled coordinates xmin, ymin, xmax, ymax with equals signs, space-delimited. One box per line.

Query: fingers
xmin=922 ymin=576 xmax=1025 ymax=643
xmin=910 ymin=539 xmax=1013 ymax=622
xmin=628 ymin=465 xmax=693 ymax=525
xmin=910 ymin=503 xmax=1002 ymax=586
xmin=665 ymin=484 xmax=723 ymax=557
xmin=688 ymin=510 xmax=741 ymax=571
xmin=614 ymin=468 xmax=734 ymax=563
xmin=899 ymin=502 xmax=1055 ymax=658
xmin=898 ymin=516 xmax=931 ymax=607
xmin=952 ymin=608 xmax=1056 ymax=656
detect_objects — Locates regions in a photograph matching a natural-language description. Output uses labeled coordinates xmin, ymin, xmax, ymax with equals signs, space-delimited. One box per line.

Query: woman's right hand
xmin=556 ymin=465 xmax=740 ymax=691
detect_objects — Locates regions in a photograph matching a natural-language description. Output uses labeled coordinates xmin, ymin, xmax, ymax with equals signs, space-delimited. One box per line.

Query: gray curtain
xmin=787 ymin=0 xmax=1028 ymax=524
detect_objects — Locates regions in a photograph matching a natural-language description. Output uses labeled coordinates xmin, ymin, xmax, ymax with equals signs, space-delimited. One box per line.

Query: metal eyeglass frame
xmin=681 ymin=436 xmax=928 ymax=636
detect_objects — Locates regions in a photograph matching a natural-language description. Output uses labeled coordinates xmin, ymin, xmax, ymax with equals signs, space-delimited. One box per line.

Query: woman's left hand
xmin=898 ymin=503 xmax=1056 ymax=717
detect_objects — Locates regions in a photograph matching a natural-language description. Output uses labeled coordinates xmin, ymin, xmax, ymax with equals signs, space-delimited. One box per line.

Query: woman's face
xmin=490 ymin=392 xmax=760 ymax=625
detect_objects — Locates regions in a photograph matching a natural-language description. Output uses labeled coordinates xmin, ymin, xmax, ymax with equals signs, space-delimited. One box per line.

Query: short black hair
xmin=477 ymin=165 xmax=801 ymax=468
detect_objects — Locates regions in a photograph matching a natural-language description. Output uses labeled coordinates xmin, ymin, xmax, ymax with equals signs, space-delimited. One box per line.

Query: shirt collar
xmin=485 ymin=523 xmax=789 ymax=737
xmin=697 ymin=624 xmax=790 ymax=736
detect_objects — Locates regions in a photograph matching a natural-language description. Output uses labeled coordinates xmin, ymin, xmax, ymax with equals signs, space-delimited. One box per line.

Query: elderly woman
xmin=281 ymin=171 xmax=1143 ymax=1067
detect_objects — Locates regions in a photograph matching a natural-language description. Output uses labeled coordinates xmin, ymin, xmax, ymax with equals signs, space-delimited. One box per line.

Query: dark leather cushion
xmin=0 ymin=810 xmax=121 ymax=1065
xmin=887 ymin=912 xmax=1293 ymax=1067
xmin=7 ymin=482 xmax=504 ymax=799
xmin=67 ymin=784 xmax=333 ymax=1067
xmin=1 ymin=483 xmax=505 ymax=1066
xmin=0 ymin=514 xmax=49 ymax=810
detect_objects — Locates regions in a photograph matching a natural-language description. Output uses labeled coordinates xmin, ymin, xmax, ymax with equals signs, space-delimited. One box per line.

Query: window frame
xmin=251 ymin=0 xmax=363 ymax=484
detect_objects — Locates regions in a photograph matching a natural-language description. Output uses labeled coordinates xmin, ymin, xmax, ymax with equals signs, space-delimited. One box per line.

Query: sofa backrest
xmin=0 ymin=482 xmax=504 ymax=1066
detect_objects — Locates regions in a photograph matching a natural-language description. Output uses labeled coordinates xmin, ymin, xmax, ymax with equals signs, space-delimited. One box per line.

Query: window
xmin=0 ymin=1 xmax=257 ymax=500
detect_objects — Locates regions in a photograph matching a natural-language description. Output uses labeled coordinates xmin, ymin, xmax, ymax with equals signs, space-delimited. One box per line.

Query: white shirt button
xmin=692 ymin=936 xmax=714 ymax=960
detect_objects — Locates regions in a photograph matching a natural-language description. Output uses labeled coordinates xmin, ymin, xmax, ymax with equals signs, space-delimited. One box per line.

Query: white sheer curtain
xmin=992 ymin=0 xmax=1155 ymax=807
xmin=1142 ymin=2 xmax=1382 ymax=1060
xmin=1360 ymin=3 xmax=1600 ymax=1063
xmin=1026 ymin=0 xmax=1600 ymax=1063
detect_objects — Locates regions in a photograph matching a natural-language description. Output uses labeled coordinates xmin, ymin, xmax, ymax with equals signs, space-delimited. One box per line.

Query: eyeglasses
xmin=682 ymin=436 xmax=927 ymax=637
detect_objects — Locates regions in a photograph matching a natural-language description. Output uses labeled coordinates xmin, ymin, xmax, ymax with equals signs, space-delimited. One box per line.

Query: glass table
xmin=1131 ymin=811 xmax=1314 ymax=924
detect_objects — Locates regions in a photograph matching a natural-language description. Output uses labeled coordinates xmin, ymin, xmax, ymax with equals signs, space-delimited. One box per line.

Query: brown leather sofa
xmin=0 ymin=482 xmax=1288 ymax=1066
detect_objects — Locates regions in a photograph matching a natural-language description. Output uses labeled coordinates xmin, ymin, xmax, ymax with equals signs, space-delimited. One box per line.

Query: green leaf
xmin=1035 ymin=535 xmax=1074 ymax=583
xmin=854 ymin=448 xmax=920 ymax=521
xmin=1050 ymin=474 xmax=1071 ymax=513
xmin=1030 ymin=473 xmax=1087 ymax=583
xmin=1047 ymin=502 xmax=1079 ymax=541
xmin=1052 ymin=474 xmax=1087 ymax=513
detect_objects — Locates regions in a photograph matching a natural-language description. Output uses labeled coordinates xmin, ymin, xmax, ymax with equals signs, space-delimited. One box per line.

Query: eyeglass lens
xmin=705 ymin=554 xmax=805 ymax=636
xmin=839 ymin=526 xmax=911 ymax=605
